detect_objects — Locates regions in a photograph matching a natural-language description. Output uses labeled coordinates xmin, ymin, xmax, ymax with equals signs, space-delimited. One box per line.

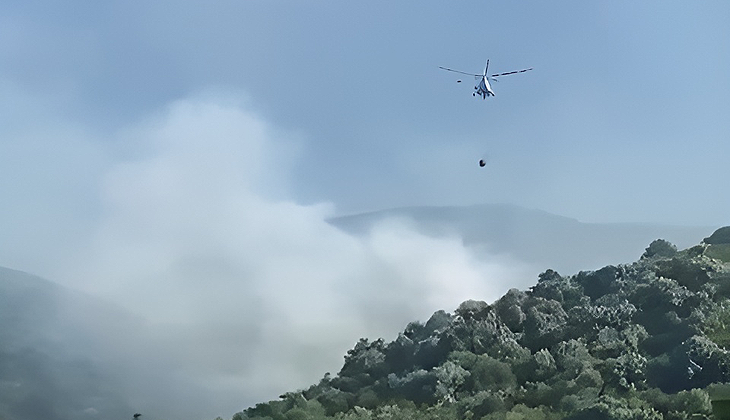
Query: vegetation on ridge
xmin=225 ymin=228 xmax=730 ymax=420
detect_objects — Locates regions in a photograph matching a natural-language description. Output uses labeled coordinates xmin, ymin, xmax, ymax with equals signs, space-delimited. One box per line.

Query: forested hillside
xmin=228 ymin=227 xmax=730 ymax=420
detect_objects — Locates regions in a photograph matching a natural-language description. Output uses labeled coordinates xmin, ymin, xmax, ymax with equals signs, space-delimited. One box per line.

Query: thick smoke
xmin=42 ymin=93 xmax=536 ymax=419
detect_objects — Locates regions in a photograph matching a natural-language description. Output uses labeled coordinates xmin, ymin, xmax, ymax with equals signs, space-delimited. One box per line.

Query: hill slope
xmin=0 ymin=267 xmax=134 ymax=420
xmin=234 ymin=228 xmax=730 ymax=420
xmin=0 ymin=267 xmax=226 ymax=420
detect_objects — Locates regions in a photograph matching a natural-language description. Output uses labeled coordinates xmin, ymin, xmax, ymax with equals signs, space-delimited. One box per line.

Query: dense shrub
xmin=642 ymin=239 xmax=678 ymax=259
xmin=232 ymin=233 xmax=730 ymax=420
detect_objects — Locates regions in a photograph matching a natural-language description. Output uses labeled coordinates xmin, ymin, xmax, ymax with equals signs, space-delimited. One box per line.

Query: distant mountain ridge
xmin=235 ymin=227 xmax=730 ymax=420
xmin=329 ymin=203 xmax=714 ymax=274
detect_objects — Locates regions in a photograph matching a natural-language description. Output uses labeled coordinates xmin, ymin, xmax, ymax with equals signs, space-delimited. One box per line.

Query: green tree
xmin=642 ymin=239 xmax=678 ymax=259
xmin=521 ymin=297 xmax=568 ymax=351
xmin=433 ymin=360 xmax=470 ymax=402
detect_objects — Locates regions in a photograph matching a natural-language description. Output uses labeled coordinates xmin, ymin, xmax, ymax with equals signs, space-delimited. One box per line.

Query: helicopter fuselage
xmin=474 ymin=76 xmax=495 ymax=99
xmin=440 ymin=59 xmax=531 ymax=99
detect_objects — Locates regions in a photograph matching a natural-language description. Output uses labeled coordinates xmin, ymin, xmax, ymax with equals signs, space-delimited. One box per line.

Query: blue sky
xmin=1 ymin=1 xmax=729 ymax=418
xmin=3 ymin=1 xmax=729 ymax=225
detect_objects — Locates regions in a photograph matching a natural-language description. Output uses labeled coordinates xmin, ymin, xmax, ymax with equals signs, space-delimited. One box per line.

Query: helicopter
xmin=439 ymin=60 xmax=532 ymax=99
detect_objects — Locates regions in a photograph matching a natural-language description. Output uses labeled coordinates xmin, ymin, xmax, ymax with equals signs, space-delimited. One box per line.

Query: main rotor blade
xmin=439 ymin=66 xmax=480 ymax=77
xmin=490 ymin=68 xmax=533 ymax=78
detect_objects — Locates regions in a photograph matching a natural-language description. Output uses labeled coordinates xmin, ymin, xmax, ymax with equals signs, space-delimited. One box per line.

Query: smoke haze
xmin=11 ymin=93 xmax=533 ymax=419
xmin=2 ymin=3 xmax=729 ymax=419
